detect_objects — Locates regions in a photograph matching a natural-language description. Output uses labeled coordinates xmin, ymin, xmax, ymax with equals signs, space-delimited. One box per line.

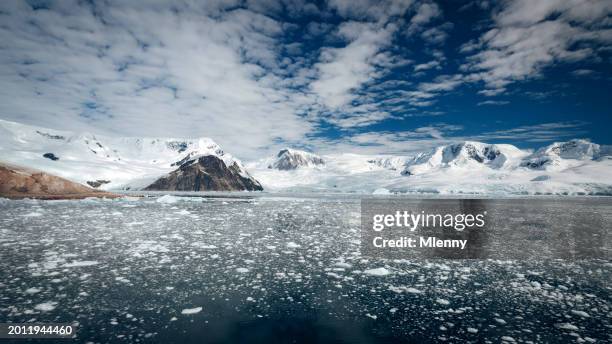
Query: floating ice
xmin=64 ymin=260 xmax=99 ymax=268
xmin=372 ymin=188 xmax=391 ymax=195
xmin=157 ymin=195 xmax=179 ymax=204
xmin=555 ymin=323 xmax=579 ymax=331
xmin=571 ymin=310 xmax=590 ymax=318
xmin=364 ymin=267 xmax=391 ymax=276
xmin=181 ymin=307 xmax=202 ymax=315
xmin=21 ymin=212 xmax=43 ymax=217
xmin=436 ymin=298 xmax=450 ymax=305
xmin=24 ymin=287 xmax=41 ymax=294
xmin=34 ymin=301 xmax=57 ymax=312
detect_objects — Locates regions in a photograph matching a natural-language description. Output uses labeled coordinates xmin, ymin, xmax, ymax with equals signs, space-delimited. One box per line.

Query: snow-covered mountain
xmin=145 ymin=155 xmax=263 ymax=191
xmin=268 ymin=148 xmax=324 ymax=170
xmin=401 ymin=141 xmax=527 ymax=176
xmin=520 ymin=139 xmax=601 ymax=170
xmin=367 ymin=156 xmax=410 ymax=171
xmin=246 ymin=140 xmax=612 ymax=195
xmin=0 ymin=119 xmax=260 ymax=191
xmin=2 ymin=119 xmax=611 ymax=195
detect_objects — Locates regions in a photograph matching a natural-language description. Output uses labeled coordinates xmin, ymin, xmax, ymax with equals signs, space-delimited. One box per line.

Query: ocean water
xmin=0 ymin=195 xmax=610 ymax=343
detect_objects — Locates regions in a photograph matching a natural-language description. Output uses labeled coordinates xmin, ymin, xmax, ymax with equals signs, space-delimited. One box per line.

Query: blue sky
xmin=0 ymin=0 xmax=610 ymax=159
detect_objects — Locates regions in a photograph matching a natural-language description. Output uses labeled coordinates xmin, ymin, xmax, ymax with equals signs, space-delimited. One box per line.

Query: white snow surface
xmin=2 ymin=119 xmax=611 ymax=195
xmin=0 ymin=119 xmax=251 ymax=190
xmin=266 ymin=148 xmax=325 ymax=170
xmin=247 ymin=141 xmax=612 ymax=195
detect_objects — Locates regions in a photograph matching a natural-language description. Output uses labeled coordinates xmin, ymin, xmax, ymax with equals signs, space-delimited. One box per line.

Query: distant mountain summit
xmin=247 ymin=139 xmax=612 ymax=195
xmin=2 ymin=119 xmax=611 ymax=195
xmin=268 ymin=148 xmax=324 ymax=170
xmin=145 ymin=155 xmax=263 ymax=191
xmin=521 ymin=139 xmax=601 ymax=170
xmin=401 ymin=141 xmax=526 ymax=175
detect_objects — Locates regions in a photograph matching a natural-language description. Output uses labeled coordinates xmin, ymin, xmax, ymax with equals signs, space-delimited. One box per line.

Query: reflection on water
xmin=0 ymin=195 xmax=610 ymax=343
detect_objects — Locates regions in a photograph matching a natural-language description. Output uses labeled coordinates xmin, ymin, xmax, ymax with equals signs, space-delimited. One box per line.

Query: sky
xmin=0 ymin=0 xmax=610 ymax=159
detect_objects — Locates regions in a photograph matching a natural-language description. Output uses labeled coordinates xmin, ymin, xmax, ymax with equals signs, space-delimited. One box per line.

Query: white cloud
xmin=421 ymin=22 xmax=454 ymax=44
xmin=327 ymin=0 xmax=414 ymax=21
xmin=0 ymin=0 xmax=602 ymax=160
xmin=477 ymin=100 xmax=509 ymax=106
xmin=464 ymin=0 xmax=612 ymax=94
xmin=413 ymin=60 xmax=441 ymax=72
xmin=476 ymin=121 xmax=589 ymax=142
xmin=0 ymin=1 xmax=317 ymax=159
xmin=309 ymin=21 xmax=396 ymax=115
xmin=310 ymin=121 xmax=589 ymax=156
xmin=309 ymin=123 xmax=463 ymax=155
xmin=408 ymin=2 xmax=441 ymax=32
xmin=571 ymin=69 xmax=596 ymax=77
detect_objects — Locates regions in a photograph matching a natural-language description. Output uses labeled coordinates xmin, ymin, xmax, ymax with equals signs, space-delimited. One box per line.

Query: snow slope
xmin=401 ymin=141 xmax=527 ymax=175
xmin=267 ymin=148 xmax=325 ymax=170
xmin=0 ymin=119 xmax=252 ymax=190
xmin=2 ymin=119 xmax=611 ymax=195
xmin=520 ymin=139 xmax=601 ymax=170
xmin=247 ymin=142 xmax=612 ymax=195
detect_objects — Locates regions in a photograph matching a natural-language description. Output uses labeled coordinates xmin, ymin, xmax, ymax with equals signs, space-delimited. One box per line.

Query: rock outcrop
xmin=144 ymin=155 xmax=263 ymax=191
xmin=0 ymin=163 xmax=118 ymax=199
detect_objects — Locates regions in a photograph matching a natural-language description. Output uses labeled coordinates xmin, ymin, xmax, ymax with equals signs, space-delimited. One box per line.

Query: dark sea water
xmin=0 ymin=195 xmax=610 ymax=343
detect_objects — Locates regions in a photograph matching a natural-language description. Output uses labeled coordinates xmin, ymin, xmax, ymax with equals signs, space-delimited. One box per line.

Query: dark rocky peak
xmin=145 ymin=155 xmax=263 ymax=191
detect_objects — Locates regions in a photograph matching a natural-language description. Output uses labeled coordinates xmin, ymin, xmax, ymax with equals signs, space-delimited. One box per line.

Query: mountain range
xmin=1 ymin=119 xmax=611 ymax=196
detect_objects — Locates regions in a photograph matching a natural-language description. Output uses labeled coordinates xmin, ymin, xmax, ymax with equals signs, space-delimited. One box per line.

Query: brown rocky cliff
xmin=0 ymin=163 xmax=119 ymax=199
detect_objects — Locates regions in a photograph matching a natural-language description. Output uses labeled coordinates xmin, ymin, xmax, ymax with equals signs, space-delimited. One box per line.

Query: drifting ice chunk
xmin=436 ymin=298 xmax=450 ymax=305
xmin=181 ymin=307 xmax=202 ymax=315
xmin=34 ymin=301 xmax=58 ymax=312
xmin=157 ymin=195 xmax=179 ymax=204
xmin=364 ymin=267 xmax=391 ymax=276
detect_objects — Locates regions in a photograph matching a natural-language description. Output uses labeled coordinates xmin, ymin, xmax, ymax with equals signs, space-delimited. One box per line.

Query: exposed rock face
xmin=401 ymin=141 xmax=525 ymax=176
xmin=520 ymin=139 xmax=601 ymax=170
xmin=144 ymin=155 xmax=263 ymax=191
xmin=0 ymin=163 xmax=118 ymax=199
xmin=268 ymin=148 xmax=324 ymax=170
xmin=43 ymin=153 xmax=59 ymax=161
xmin=87 ymin=179 xmax=111 ymax=188
xmin=368 ymin=156 xmax=409 ymax=171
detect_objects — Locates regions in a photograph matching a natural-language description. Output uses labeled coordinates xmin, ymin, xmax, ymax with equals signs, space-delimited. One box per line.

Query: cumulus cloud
xmin=327 ymin=0 xmax=414 ymax=21
xmin=464 ymin=0 xmax=612 ymax=95
xmin=0 ymin=1 xmax=317 ymax=159
xmin=310 ymin=22 xmax=396 ymax=109
xmin=414 ymin=60 xmax=441 ymax=72
xmin=408 ymin=2 xmax=441 ymax=33
xmin=0 ymin=0 xmax=605 ymax=159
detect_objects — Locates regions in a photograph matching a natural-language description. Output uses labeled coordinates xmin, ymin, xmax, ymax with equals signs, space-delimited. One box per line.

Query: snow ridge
xmin=268 ymin=148 xmax=325 ymax=170
xmin=0 ymin=119 xmax=250 ymax=190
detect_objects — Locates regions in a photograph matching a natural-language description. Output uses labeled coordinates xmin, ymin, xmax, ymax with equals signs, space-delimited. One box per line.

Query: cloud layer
xmin=0 ymin=0 xmax=609 ymax=159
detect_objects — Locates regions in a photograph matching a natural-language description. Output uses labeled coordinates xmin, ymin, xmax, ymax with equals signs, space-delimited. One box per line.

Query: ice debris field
xmin=0 ymin=195 xmax=610 ymax=343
